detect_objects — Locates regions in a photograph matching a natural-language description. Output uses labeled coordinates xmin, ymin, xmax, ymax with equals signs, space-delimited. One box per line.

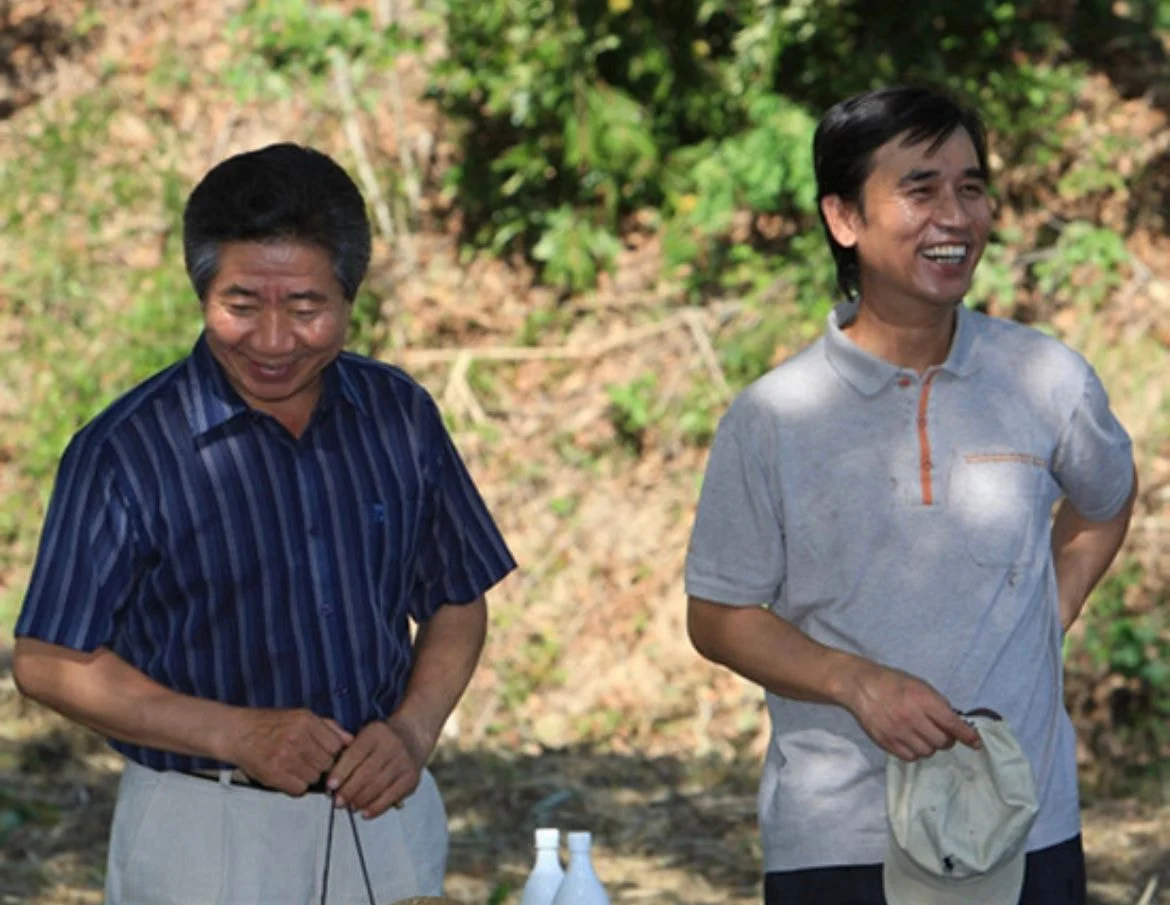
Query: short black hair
xmin=182 ymin=143 xmax=371 ymax=301
xmin=813 ymin=85 xmax=989 ymax=301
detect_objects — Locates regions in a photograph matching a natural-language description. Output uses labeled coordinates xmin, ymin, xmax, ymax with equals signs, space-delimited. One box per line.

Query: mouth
xmin=247 ymin=359 xmax=296 ymax=381
xmin=919 ymin=243 xmax=970 ymax=265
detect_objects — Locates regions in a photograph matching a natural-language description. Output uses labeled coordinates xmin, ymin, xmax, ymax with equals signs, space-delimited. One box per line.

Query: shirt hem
xmin=685 ymin=575 xmax=775 ymax=606
xmin=761 ymin=812 xmax=1083 ymax=873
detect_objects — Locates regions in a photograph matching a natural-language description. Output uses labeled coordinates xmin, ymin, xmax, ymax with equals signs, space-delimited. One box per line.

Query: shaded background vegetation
xmin=1 ymin=0 xmax=1168 ymax=902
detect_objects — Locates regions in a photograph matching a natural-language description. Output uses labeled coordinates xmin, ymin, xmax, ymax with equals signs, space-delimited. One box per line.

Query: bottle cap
xmin=535 ymin=827 xmax=560 ymax=848
xmin=567 ymin=831 xmax=592 ymax=851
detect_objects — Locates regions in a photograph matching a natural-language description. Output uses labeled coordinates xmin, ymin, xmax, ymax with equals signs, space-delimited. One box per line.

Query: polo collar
xmin=824 ymin=300 xmax=980 ymax=396
xmin=182 ymin=334 xmax=368 ymax=438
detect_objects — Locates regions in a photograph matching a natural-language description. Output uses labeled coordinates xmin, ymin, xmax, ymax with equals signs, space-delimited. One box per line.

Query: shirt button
xmin=898 ymin=377 xmax=912 ymax=388
xmin=334 ymin=684 xmax=348 ymax=698
xmin=320 ymin=605 xmax=335 ymax=616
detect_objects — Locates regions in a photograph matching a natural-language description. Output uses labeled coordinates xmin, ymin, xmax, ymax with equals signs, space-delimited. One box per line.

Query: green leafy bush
xmin=431 ymin=0 xmax=1098 ymax=295
xmin=1072 ymin=562 xmax=1170 ymax=779
xmin=607 ymin=374 xmax=660 ymax=453
xmin=1033 ymin=221 xmax=1129 ymax=310
xmin=226 ymin=0 xmax=413 ymax=99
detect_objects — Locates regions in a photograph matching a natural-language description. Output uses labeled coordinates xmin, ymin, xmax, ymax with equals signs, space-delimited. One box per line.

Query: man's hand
xmin=840 ymin=661 xmax=980 ymax=762
xmin=327 ymin=716 xmax=429 ymax=818
xmin=223 ymin=708 xmax=352 ymax=796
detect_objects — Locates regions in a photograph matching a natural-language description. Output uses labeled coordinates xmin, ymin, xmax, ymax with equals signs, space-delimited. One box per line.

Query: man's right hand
xmin=222 ymin=709 xmax=353 ymax=795
xmin=12 ymin=642 xmax=356 ymax=790
xmin=839 ymin=660 xmax=981 ymax=762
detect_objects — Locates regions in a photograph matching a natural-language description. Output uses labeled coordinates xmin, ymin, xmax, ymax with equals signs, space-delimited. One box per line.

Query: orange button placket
xmin=916 ymin=371 xmax=940 ymax=505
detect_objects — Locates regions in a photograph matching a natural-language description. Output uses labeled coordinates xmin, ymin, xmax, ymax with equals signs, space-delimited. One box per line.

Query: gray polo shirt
xmin=686 ymin=301 xmax=1134 ymax=872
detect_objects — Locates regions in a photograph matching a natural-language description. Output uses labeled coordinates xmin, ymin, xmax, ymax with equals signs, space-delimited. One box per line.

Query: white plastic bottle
xmin=549 ymin=831 xmax=609 ymax=905
xmin=520 ymin=827 xmax=564 ymax=905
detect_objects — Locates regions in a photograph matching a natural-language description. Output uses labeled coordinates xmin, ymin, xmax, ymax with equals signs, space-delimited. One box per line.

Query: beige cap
xmin=883 ymin=713 xmax=1039 ymax=905
xmin=390 ymin=899 xmax=466 ymax=905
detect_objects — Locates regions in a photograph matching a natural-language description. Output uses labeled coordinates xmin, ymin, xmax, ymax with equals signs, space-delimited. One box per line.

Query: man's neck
xmin=842 ymin=295 xmax=958 ymax=375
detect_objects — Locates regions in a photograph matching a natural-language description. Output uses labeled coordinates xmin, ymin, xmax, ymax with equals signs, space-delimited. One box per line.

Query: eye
xmin=228 ymin=304 xmax=258 ymax=316
xmin=291 ymin=307 xmax=320 ymax=321
xmin=960 ymin=182 xmax=986 ymax=198
xmin=908 ymin=185 xmax=933 ymax=199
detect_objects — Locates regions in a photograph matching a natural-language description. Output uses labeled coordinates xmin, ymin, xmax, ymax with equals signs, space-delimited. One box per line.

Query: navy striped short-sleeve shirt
xmin=16 ymin=335 xmax=516 ymax=771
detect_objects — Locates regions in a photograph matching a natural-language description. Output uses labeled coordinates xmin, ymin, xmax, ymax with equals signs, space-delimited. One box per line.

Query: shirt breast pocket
xmin=948 ymin=452 xmax=1047 ymax=568
xmin=365 ymin=493 xmax=423 ymax=596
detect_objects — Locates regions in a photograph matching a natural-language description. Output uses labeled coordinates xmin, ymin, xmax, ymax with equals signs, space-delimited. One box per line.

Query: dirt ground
xmin=1 ymin=1 xmax=1169 ymax=903
xmin=2 ymin=672 xmax=1169 ymax=905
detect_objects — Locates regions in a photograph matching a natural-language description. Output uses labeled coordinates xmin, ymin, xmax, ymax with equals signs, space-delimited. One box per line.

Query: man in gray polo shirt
xmin=686 ymin=85 xmax=1136 ymax=905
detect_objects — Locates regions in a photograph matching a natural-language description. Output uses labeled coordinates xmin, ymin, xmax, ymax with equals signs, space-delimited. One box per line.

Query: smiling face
xmin=202 ymin=240 xmax=350 ymax=434
xmin=823 ymin=127 xmax=992 ymax=317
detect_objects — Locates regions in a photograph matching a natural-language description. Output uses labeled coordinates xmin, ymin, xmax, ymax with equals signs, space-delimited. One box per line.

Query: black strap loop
xmin=320 ymin=798 xmax=377 ymax=905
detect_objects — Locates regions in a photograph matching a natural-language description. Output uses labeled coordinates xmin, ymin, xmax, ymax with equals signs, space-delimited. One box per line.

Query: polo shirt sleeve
xmin=685 ymin=408 xmax=785 ymax=606
xmin=408 ymin=400 xmax=516 ymax=620
xmin=15 ymin=435 xmax=143 ymax=652
xmin=1050 ymin=367 xmax=1134 ymax=521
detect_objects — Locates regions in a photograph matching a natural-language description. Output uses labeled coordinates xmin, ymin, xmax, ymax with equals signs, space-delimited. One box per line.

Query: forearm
xmin=1052 ymin=472 xmax=1138 ymax=631
xmin=13 ymin=638 xmax=238 ymax=761
xmin=687 ymin=596 xmax=980 ymax=758
xmin=389 ymin=596 xmax=488 ymax=757
xmin=687 ymin=596 xmax=868 ymax=708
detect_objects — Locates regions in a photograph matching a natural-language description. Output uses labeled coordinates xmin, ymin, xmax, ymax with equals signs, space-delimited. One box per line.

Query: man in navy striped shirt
xmin=13 ymin=143 xmax=516 ymax=903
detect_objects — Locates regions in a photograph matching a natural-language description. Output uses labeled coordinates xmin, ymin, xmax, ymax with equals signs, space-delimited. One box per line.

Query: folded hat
xmin=883 ymin=713 xmax=1039 ymax=905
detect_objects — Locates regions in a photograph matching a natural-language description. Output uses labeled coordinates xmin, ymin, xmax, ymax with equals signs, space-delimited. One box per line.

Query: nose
xmin=254 ymin=307 xmax=295 ymax=356
xmin=934 ymin=187 xmax=973 ymax=230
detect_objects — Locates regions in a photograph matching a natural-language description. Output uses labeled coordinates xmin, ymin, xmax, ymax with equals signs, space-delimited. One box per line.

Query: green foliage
xmin=518 ymin=305 xmax=575 ymax=347
xmin=967 ymin=231 xmax=1021 ymax=311
xmin=717 ymin=260 xmax=831 ymax=389
xmin=497 ymin=632 xmax=565 ymax=709
xmin=347 ymin=287 xmax=387 ymax=358
xmin=225 ymin=0 xmax=413 ymax=99
xmin=1033 ymin=221 xmax=1129 ymax=310
xmin=606 ymin=374 xmax=660 ymax=452
xmin=1075 ymin=562 xmax=1170 ymax=766
xmin=532 ymin=206 xmax=623 ymax=293
xmin=548 ymin=495 xmax=580 ymax=518
xmin=1081 ymin=564 xmax=1170 ymax=693
xmin=1057 ymin=134 xmax=1138 ymax=201
xmin=433 ymin=0 xmax=1095 ymax=295
xmin=677 ymin=382 xmax=725 ymax=447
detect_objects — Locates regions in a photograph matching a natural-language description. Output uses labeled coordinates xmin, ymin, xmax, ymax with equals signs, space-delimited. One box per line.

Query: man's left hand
xmin=326 ymin=717 xmax=429 ymax=818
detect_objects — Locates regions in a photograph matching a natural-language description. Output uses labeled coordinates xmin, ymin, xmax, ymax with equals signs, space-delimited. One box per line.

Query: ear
xmin=820 ymin=194 xmax=861 ymax=249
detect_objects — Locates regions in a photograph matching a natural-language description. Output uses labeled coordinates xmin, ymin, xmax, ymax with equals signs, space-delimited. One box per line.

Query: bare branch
xmin=328 ymin=48 xmax=395 ymax=244
xmin=396 ymin=312 xmax=693 ymax=366
xmin=682 ymin=309 xmax=732 ymax=400
xmin=1134 ymin=875 xmax=1158 ymax=905
xmin=442 ymin=350 xmax=487 ymax=424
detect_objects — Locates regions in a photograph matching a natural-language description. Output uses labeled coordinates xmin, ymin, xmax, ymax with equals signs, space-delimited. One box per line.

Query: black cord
xmin=320 ymin=798 xmax=377 ymax=905
xmin=348 ymin=808 xmax=377 ymax=905
xmin=319 ymin=800 xmax=337 ymax=905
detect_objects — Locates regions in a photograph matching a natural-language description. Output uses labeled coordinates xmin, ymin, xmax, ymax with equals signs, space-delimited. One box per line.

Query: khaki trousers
xmin=105 ymin=759 xmax=448 ymax=905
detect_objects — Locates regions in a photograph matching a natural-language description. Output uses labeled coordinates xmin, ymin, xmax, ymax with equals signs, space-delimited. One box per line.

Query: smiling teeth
xmin=923 ymin=244 xmax=968 ymax=260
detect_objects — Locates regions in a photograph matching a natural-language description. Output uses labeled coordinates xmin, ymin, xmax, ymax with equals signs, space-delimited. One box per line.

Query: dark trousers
xmin=764 ymin=835 xmax=1086 ymax=905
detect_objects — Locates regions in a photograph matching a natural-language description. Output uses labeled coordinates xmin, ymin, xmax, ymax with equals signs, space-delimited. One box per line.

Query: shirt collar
xmin=332 ymin=353 xmax=369 ymax=417
xmin=182 ymin=335 xmax=368 ymax=438
xmin=824 ymin=299 xmax=980 ymax=396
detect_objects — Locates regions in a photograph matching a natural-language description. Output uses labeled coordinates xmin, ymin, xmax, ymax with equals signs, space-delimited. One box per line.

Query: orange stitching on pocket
xmin=964 ymin=452 xmax=1048 ymax=468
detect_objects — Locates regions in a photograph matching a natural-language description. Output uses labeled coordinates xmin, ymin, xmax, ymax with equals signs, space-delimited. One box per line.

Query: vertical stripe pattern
xmin=16 ymin=336 xmax=516 ymax=771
